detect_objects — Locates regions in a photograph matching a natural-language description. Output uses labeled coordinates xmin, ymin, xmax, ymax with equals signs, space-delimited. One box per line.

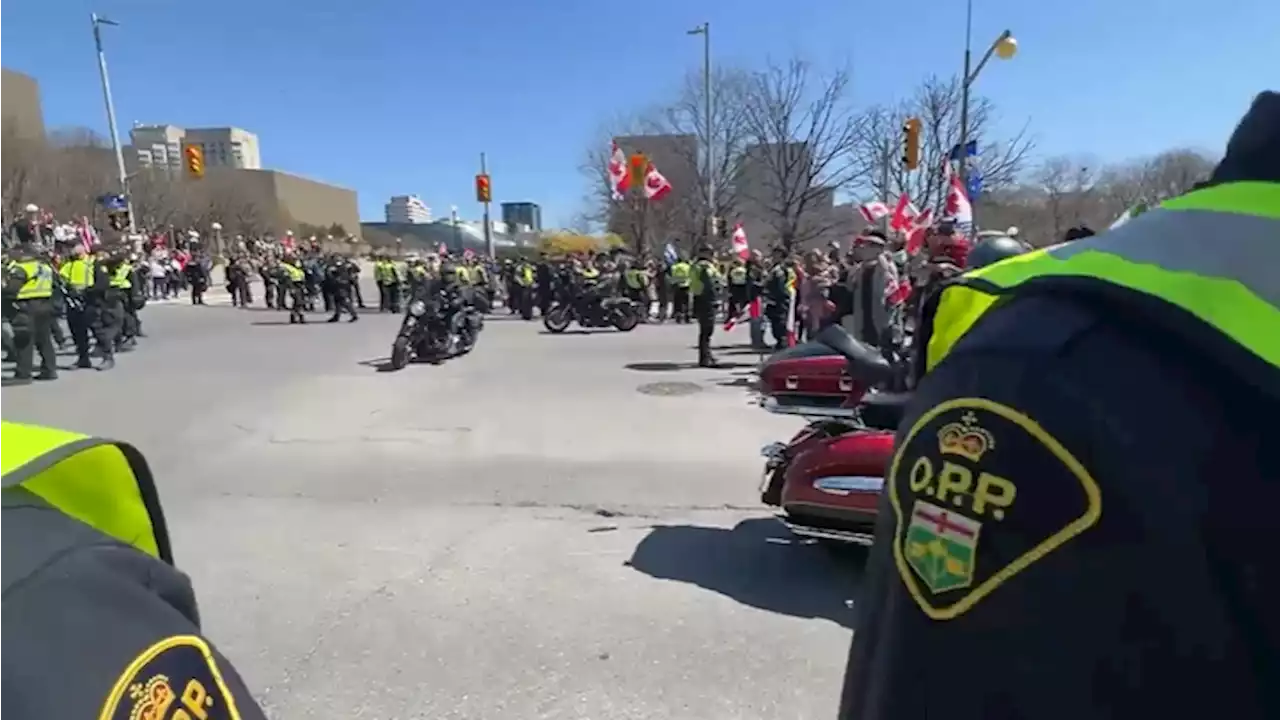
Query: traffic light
xmin=184 ymin=145 xmax=205 ymax=179
xmin=628 ymin=153 xmax=647 ymax=187
xmin=902 ymin=117 xmax=922 ymax=170
xmin=475 ymin=173 xmax=492 ymax=203
xmin=108 ymin=211 xmax=128 ymax=231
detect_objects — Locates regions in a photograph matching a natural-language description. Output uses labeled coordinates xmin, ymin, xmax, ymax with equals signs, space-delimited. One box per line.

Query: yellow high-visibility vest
xmin=1 ymin=421 xmax=170 ymax=562
xmin=923 ymin=181 xmax=1280 ymax=392
xmin=11 ymin=260 xmax=54 ymax=299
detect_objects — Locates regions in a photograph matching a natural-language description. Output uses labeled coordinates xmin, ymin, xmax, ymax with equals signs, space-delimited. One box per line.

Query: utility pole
xmin=92 ymin=13 xmax=135 ymax=233
xmin=480 ymin=152 xmax=494 ymax=259
xmin=688 ymin=22 xmax=713 ymax=239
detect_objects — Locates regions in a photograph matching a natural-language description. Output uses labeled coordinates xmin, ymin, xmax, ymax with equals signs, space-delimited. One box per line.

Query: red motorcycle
xmin=757 ymin=325 xmax=908 ymax=547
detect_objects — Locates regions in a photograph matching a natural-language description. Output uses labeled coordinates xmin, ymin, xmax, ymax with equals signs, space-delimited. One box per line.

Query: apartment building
xmin=384 ymin=195 xmax=431 ymax=224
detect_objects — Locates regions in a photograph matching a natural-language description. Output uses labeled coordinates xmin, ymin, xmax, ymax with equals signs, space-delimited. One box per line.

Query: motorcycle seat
xmin=814 ymin=324 xmax=895 ymax=387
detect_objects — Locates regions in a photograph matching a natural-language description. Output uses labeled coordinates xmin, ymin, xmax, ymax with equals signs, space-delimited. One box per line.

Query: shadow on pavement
xmin=248 ymin=320 xmax=325 ymax=327
xmin=625 ymin=360 xmax=757 ymax=372
xmin=626 ymin=518 xmax=864 ymax=628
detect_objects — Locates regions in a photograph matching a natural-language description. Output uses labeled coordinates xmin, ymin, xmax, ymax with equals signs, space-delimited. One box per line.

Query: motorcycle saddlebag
xmin=758 ymin=341 xmax=866 ymax=414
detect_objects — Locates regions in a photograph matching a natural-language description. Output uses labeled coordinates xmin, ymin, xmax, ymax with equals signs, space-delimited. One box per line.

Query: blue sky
xmin=5 ymin=0 xmax=1277 ymax=226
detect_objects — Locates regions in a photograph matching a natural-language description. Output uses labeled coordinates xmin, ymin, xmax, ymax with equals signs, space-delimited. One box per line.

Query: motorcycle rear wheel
xmin=390 ymin=336 xmax=411 ymax=370
xmin=543 ymin=306 xmax=572 ymax=333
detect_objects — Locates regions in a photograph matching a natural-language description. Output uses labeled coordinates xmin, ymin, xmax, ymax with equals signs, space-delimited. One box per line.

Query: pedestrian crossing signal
xmin=184 ymin=145 xmax=205 ymax=179
xmin=475 ymin=174 xmax=492 ymax=203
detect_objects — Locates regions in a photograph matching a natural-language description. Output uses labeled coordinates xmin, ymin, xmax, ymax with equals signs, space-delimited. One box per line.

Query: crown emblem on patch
xmin=128 ymin=675 xmax=176 ymax=720
xmin=937 ymin=412 xmax=995 ymax=463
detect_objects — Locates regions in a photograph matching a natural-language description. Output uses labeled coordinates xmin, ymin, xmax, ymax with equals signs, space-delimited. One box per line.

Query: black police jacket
xmin=2 ymin=489 xmax=267 ymax=719
xmin=839 ymin=289 xmax=1279 ymax=720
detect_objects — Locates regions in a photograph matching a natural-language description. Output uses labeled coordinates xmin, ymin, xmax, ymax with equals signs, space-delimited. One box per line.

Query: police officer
xmin=326 ymin=254 xmax=359 ymax=323
xmin=668 ymin=253 xmax=692 ymax=323
xmin=280 ymin=252 xmax=308 ymax=324
xmin=762 ymin=247 xmax=793 ymax=350
xmin=513 ymin=256 xmax=537 ymax=320
xmin=839 ymin=92 xmax=1280 ymax=720
xmin=688 ymin=245 xmax=722 ymax=367
xmin=59 ymin=243 xmax=96 ymax=369
xmin=2 ymin=421 xmax=270 ymax=719
xmin=4 ymin=242 xmax=58 ymax=382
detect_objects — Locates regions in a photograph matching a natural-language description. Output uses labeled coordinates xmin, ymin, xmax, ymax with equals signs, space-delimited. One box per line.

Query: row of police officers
xmin=4 ymin=242 xmax=146 ymax=382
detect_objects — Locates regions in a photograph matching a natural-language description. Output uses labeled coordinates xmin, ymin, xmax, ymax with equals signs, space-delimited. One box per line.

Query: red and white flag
xmin=903 ymin=207 xmax=933 ymax=256
xmin=607 ymin=141 xmax=630 ymax=200
xmin=730 ymin=222 xmax=749 ymax=259
xmin=858 ymin=201 xmax=890 ymax=225
xmin=889 ymin=194 xmax=920 ymax=232
xmin=643 ymin=163 xmax=672 ymax=201
xmin=944 ymin=164 xmax=974 ymax=230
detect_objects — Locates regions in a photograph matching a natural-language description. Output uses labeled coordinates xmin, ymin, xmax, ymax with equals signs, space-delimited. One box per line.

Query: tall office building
xmin=129 ymin=124 xmax=262 ymax=171
xmin=500 ymin=202 xmax=542 ymax=232
xmin=384 ymin=195 xmax=432 ymax=224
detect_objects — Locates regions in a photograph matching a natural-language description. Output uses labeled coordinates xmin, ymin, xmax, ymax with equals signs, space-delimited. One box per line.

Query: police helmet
xmin=966 ymin=235 xmax=1029 ymax=270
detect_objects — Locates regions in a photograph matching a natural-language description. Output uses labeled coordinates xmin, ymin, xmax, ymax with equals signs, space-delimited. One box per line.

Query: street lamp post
xmin=957 ymin=0 xmax=1017 ymax=190
xmin=91 ymin=13 xmax=136 ymax=233
xmin=210 ymin=221 xmax=223 ymax=257
xmin=687 ymin=22 xmax=714 ymax=239
xmin=450 ymin=205 xmax=461 ymax=255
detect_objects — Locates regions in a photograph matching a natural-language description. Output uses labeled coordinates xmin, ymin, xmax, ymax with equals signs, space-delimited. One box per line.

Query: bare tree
xmin=852 ymin=76 xmax=1034 ymax=212
xmin=738 ymin=59 xmax=862 ymax=250
xmin=1033 ymin=156 xmax=1097 ymax=240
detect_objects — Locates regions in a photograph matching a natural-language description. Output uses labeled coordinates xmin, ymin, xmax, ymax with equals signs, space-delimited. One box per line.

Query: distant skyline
xmin=4 ymin=0 xmax=1276 ymax=227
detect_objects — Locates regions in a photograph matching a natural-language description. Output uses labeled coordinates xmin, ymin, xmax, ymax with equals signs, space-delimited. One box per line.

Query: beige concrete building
xmin=206 ymin=168 xmax=359 ymax=236
xmin=130 ymin=124 xmax=262 ymax=172
xmin=2 ymin=68 xmax=47 ymax=142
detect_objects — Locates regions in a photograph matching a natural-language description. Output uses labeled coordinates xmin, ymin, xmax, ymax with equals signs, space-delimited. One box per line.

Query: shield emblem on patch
xmin=904 ymin=499 xmax=980 ymax=593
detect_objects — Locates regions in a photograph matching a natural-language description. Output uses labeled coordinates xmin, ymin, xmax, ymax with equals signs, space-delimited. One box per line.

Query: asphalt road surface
xmin=3 ymin=298 xmax=864 ymax=720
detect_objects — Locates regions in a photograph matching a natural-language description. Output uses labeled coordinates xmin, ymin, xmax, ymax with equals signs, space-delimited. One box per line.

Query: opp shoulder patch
xmin=99 ymin=635 xmax=244 ymax=720
xmin=887 ymin=397 xmax=1102 ymax=621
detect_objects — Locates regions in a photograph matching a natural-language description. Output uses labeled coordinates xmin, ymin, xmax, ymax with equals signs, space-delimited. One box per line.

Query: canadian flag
xmin=730 ymin=222 xmax=749 ymax=259
xmin=858 ymin=201 xmax=890 ymax=225
xmin=944 ymin=166 xmax=974 ymax=231
xmin=607 ymin=142 xmax=630 ymax=200
xmin=889 ymin=194 xmax=920 ymax=232
xmin=644 ymin=163 xmax=672 ymax=201
xmin=904 ymin=207 xmax=934 ymax=256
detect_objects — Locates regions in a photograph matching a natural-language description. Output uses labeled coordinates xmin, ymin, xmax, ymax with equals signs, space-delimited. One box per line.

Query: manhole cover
xmin=637 ymin=381 xmax=703 ymax=396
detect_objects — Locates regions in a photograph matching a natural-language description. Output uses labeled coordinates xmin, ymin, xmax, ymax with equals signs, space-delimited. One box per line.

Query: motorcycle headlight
xmin=409 ymin=300 xmax=427 ymax=317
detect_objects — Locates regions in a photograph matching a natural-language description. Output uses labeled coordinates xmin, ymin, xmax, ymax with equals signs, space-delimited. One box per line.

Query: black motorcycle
xmin=543 ymin=294 xmax=640 ymax=333
xmin=390 ymin=285 xmax=484 ymax=369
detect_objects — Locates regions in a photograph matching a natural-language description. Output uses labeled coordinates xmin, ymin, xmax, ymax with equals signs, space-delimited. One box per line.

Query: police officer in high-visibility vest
xmin=513 ymin=258 xmax=537 ymax=320
xmin=59 ymin=244 xmax=97 ymax=369
xmin=3 ymin=242 xmax=58 ymax=382
xmin=2 ymin=420 xmax=270 ymax=719
xmin=622 ymin=262 xmax=649 ymax=321
xmin=689 ymin=245 xmax=722 ymax=367
xmin=668 ymin=254 xmax=692 ymax=323
xmin=279 ymin=252 xmax=308 ymax=324
xmin=839 ymin=92 xmax=1280 ymax=720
